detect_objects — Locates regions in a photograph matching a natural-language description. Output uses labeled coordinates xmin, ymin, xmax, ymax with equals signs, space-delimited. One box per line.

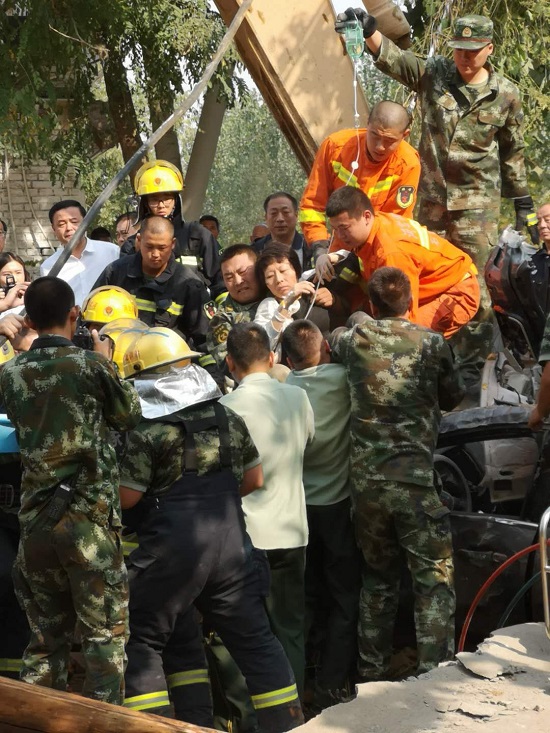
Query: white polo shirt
xmin=220 ymin=372 xmax=314 ymax=550
xmin=40 ymin=238 xmax=120 ymax=306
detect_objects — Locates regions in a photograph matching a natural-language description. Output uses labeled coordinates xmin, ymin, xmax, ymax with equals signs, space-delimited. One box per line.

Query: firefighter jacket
xmin=93 ymin=252 xmax=210 ymax=350
xmin=347 ymin=212 xmax=477 ymax=322
xmin=119 ymin=214 xmax=225 ymax=301
xmin=373 ymin=36 xmax=530 ymax=211
xmin=299 ymin=129 xmax=420 ymax=247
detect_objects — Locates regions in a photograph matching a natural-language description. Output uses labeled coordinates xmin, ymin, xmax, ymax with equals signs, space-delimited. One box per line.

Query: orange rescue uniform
xmin=299 ymin=129 xmax=420 ymax=247
xmin=353 ymin=213 xmax=480 ymax=338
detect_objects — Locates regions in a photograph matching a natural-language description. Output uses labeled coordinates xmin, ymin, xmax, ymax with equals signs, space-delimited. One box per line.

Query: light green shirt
xmin=220 ymin=372 xmax=314 ymax=550
xmin=286 ymin=364 xmax=351 ymax=505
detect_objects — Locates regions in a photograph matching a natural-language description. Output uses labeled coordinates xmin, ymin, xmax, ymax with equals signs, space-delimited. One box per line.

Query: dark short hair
xmin=368 ymin=100 xmax=411 ymax=132
xmin=115 ymin=212 xmax=137 ymax=227
xmin=367 ymin=266 xmax=412 ymax=318
xmin=326 ymin=187 xmax=374 ymax=219
xmin=281 ymin=320 xmax=323 ymax=368
xmin=24 ymin=277 xmax=75 ymax=330
xmin=256 ymin=243 xmax=302 ymax=292
xmin=220 ymin=243 xmax=257 ymax=266
xmin=48 ymin=200 xmax=86 ymax=224
xmin=199 ymin=214 xmax=220 ymax=230
xmin=226 ymin=323 xmax=271 ymax=370
xmin=263 ymin=192 xmax=298 ymax=213
xmin=0 ymin=219 xmax=7 ymax=233
xmin=140 ymin=215 xmax=174 ymax=238
xmin=90 ymin=226 xmax=112 ymax=241
xmin=0 ymin=252 xmax=30 ymax=280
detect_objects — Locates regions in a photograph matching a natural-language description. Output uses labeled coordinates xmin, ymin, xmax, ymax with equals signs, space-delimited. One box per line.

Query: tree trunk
xmin=142 ymin=48 xmax=182 ymax=171
xmin=0 ymin=676 xmax=216 ymax=733
xmin=102 ymin=43 xmax=145 ymax=183
xmin=181 ymin=81 xmax=228 ymax=221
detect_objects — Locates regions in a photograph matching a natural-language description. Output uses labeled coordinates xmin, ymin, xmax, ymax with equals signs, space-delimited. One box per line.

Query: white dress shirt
xmin=40 ymin=238 xmax=120 ymax=306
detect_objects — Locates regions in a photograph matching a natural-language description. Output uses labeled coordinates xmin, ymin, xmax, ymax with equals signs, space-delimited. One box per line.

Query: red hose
xmin=458 ymin=540 xmax=550 ymax=652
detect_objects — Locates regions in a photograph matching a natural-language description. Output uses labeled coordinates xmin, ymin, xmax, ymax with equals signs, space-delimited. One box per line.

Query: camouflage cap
xmin=448 ymin=15 xmax=493 ymax=50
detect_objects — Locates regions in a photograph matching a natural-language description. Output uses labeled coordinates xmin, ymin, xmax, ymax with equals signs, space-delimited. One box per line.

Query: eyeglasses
xmin=148 ymin=195 xmax=175 ymax=206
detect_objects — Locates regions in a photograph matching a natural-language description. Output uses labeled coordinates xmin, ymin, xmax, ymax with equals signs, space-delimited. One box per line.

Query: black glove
xmin=335 ymin=7 xmax=378 ymax=39
xmin=514 ymin=195 xmax=540 ymax=245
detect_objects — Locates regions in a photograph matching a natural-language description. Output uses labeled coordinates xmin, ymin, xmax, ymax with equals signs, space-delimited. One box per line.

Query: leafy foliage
xmin=199 ymin=92 xmax=307 ymax=245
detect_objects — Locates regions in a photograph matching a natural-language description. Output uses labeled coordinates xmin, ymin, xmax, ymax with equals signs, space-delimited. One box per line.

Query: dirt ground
xmin=301 ymin=623 xmax=550 ymax=733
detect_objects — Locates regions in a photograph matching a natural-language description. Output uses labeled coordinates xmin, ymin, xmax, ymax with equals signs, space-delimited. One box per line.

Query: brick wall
xmin=0 ymin=158 xmax=85 ymax=270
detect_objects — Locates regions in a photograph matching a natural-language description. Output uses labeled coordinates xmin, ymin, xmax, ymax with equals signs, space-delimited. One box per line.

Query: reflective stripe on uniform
xmin=339 ymin=267 xmax=360 ymax=284
xmin=251 ymin=683 xmax=299 ymax=710
xmin=124 ymin=690 xmax=171 ymax=711
xmin=0 ymin=658 xmax=21 ymax=673
xmin=135 ymin=298 xmax=182 ymax=317
xmin=408 ymin=219 xmax=431 ymax=250
xmin=122 ymin=540 xmax=138 ymax=556
xmin=199 ymin=354 xmax=216 ymax=367
xmin=332 ymin=161 xmax=359 ymax=188
xmin=215 ymin=291 xmax=228 ymax=305
xmin=166 ymin=302 xmax=183 ymax=317
xmin=177 ymin=255 xmax=199 ymax=267
xmin=167 ymin=668 xmax=210 ymax=689
xmin=298 ymin=208 xmax=327 ymax=224
xmin=367 ymin=175 xmax=396 ymax=197
xmin=135 ymin=298 xmax=157 ymax=313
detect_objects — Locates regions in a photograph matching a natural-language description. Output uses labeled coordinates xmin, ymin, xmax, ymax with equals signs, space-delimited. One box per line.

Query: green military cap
xmin=448 ymin=15 xmax=493 ymax=50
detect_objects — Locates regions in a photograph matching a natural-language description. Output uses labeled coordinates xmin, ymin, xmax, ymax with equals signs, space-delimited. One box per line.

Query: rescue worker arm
xmin=437 ymin=337 xmax=465 ymax=411
xmin=370 ymin=35 xmax=427 ymax=93
xmin=178 ymin=279 xmax=210 ymax=350
xmin=299 ymin=137 xmax=336 ymax=246
xmin=119 ymin=485 xmax=143 ymax=509
xmin=240 ymin=463 xmax=264 ymax=497
xmin=97 ymin=359 xmax=142 ymax=431
xmin=199 ymin=228 xmax=227 ymax=301
xmin=498 ymin=97 xmax=530 ymax=203
xmin=225 ymin=407 xmax=263 ymax=493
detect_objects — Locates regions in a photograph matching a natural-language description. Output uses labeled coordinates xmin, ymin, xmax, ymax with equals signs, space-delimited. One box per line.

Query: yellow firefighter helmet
xmin=82 ymin=286 xmax=138 ymax=326
xmin=98 ymin=318 xmax=148 ymax=374
xmin=0 ymin=340 xmax=15 ymax=367
xmin=122 ymin=327 xmax=201 ymax=378
xmin=134 ymin=160 xmax=184 ymax=197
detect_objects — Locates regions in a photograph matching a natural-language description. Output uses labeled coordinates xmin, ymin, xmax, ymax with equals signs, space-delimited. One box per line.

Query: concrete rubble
xmin=301 ymin=623 xmax=550 ymax=733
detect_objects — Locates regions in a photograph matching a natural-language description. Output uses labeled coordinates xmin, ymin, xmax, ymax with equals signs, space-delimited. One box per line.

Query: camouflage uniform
xmin=206 ymin=295 xmax=260 ymax=373
xmin=0 ymin=335 xmax=141 ymax=703
xmin=373 ymin=36 xmax=530 ymax=378
xmin=120 ymin=399 xmax=303 ymax=732
xmin=333 ymin=318 xmax=464 ymax=678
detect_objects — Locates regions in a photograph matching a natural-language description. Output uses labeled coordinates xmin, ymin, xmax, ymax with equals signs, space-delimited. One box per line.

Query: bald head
xmin=368 ymin=101 xmax=411 ymax=133
xmin=365 ymin=101 xmax=411 ymax=164
xmin=141 ymin=215 xmax=175 ymax=238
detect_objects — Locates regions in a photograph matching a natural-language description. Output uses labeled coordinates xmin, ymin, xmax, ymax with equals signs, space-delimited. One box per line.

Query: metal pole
xmin=0 ymin=0 xmax=254 ymax=340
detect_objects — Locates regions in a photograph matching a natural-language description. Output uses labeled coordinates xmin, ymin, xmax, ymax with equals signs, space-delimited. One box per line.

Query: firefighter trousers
xmin=124 ymin=472 xmax=303 ymax=733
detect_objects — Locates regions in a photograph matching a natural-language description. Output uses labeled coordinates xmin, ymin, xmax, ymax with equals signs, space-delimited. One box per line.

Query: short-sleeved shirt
xmin=118 ymin=401 xmax=260 ymax=497
xmin=286 ymin=363 xmax=351 ymax=506
xmin=220 ymin=373 xmax=314 ymax=550
xmin=333 ymin=318 xmax=464 ymax=489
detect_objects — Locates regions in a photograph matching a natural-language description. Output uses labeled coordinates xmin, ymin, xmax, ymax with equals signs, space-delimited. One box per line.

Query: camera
xmin=2 ymin=274 xmax=16 ymax=296
xmin=72 ymin=324 xmax=95 ymax=350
